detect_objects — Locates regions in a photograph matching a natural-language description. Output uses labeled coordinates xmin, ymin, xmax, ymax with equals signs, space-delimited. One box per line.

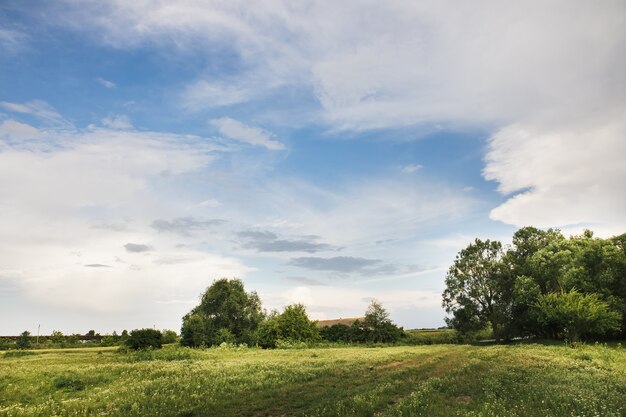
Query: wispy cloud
xmin=237 ymin=230 xmax=336 ymax=253
xmin=401 ymin=164 xmax=422 ymax=174
xmin=101 ymin=114 xmax=132 ymax=130
xmin=151 ymin=217 xmax=226 ymax=236
xmin=0 ymin=27 xmax=28 ymax=52
xmin=0 ymin=119 xmax=43 ymax=141
xmin=124 ymin=243 xmax=153 ymax=253
xmin=183 ymin=80 xmax=253 ymax=109
xmin=0 ymin=100 xmax=69 ymax=126
xmin=288 ymin=256 xmax=380 ymax=273
xmin=284 ymin=276 xmax=327 ymax=286
xmin=97 ymin=77 xmax=116 ymax=89
xmin=211 ymin=117 xmax=285 ymax=150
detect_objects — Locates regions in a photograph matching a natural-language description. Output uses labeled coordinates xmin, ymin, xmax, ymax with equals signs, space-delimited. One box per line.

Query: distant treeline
xmin=0 ymin=329 xmax=178 ymax=350
xmin=443 ymin=227 xmax=626 ymax=342
xmin=180 ymin=278 xmax=407 ymax=348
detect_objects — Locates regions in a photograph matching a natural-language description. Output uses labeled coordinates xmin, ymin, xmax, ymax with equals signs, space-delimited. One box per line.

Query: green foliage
xmin=534 ymin=290 xmax=621 ymax=341
xmin=15 ymin=331 xmax=31 ymax=349
xmin=49 ymin=330 xmax=65 ymax=346
xmin=255 ymin=304 xmax=319 ymax=348
xmin=443 ymin=227 xmax=626 ymax=342
xmin=125 ymin=328 xmax=163 ymax=350
xmin=180 ymin=278 xmax=264 ymax=347
xmin=404 ymin=329 xmax=458 ymax=345
xmin=180 ymin=313 xmax=207 ymax=347
xmin=160 ymin=329 xmax=179 ymax=344
xmin=276 ymin=304 xmax=319 ymax=342
xmin=359 ymin=300 xmax=404 ymax=343
xmin=100 ymin=335 xmax=119 ymax=347
xmin=319 ymin=324 xmax=352 ymax=342
xmin=318 ymin=301 xmax=404 ymax=344
xmin=53 ymin=374 xmax=85 ymax=391
xmin=215 ymin=328 xmax=236 ymax=344
xmin=0 ymin=338 xmax=14 ymax=350
xmin=442 ymin=239 xmax=511 ymax=341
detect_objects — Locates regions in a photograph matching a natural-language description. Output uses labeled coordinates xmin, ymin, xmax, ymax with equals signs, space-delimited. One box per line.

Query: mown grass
xmin=1 ymin=343 xmax=624 ymax=417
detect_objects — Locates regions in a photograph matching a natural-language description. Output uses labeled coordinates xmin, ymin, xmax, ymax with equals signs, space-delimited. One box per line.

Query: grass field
xmin=1 ymin=343 xmax=625 ymax=417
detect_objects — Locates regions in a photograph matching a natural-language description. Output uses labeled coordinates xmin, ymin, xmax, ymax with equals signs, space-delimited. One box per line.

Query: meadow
xmin=1 ymin=342 xmax=625 ymax=417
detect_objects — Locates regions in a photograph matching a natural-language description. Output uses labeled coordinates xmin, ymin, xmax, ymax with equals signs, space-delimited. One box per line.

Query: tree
xmin=276 ymin=304 xmax=319 ymax=342
xmin=16 ymin=331 xmax=31 ymax=349
xmin=50 ymin=330 xmax=65 ymax=347
xmin=161 ymin=329 xmax=179 ymax=344
xmin=442 ymin=239 xmax=511 ymax=341
xmin=362 ymin=300 xmax=403 ymax=343
xmin=255 ymin=304 xmax=319 ymax=348
xmin=180 ymin=313 xmax=208 ymax=347
xmin=125 ymin=328 xmax=163 ymax=350
xmin=180 ymin=278 xmax=264 ymax=347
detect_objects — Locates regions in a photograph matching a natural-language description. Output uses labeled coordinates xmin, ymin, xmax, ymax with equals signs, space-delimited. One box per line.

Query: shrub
xmin=161 ymin=329 xmax=179 ymax=344
xmin=125 ymin=328 xmax=163 ymax=350
xmin=15 ymin=331 xmax=31 ymax=349
xmin=53 ymin=374 xmax=85 ymax=391
xmin=255 ymin=304 xmax=319 ymax=348
xmin=534 ymin=290 xmax=621 ymax=341
xmin=320 ymin=324 xmax=352 ymax=342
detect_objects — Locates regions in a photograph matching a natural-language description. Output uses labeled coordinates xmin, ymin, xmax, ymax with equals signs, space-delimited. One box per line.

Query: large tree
xmin=362 ymin=300 xmax=404 ymax=343
xmin=442 ymin=239 xmax=511 ymax=341
xmin=181 ymin=278 xmax=264 ymax=347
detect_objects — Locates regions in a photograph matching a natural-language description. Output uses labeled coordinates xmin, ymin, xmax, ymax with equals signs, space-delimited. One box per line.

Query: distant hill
xmin=315 ymin=317 xmax=364 ymax=328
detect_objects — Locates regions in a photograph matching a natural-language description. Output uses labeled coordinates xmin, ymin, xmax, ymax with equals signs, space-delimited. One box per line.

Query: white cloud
xmin=0 ymin=119 xmax=43 ymax=140
xmin=401 ymin=164 xmax=422 ymax=174
xmin=0 ymin=100 xmax=69 ymax=126
xmin=101 ymin=114 xmax=132 ymax=129
xmin=483 ymin=118 xmax=626 ymax=235
xmin=97 ymin=77 xmax=117 ymax=89
xmin=211 ymin=117 xmax=285 ymax=150
xmin=0 ymin=120 xmax=248 ymax=313
xmin=199 ymin=198 xmax=222 ymax=207
xmin=182 ymin=79 xmax=254 ymax=110
xmin=0 ymin=27 xmax=27 ymax=52
xmin=51 ymin=3 xmax=626 ymax=236
xmin=55 ymin=1 xmax=625 ymax=127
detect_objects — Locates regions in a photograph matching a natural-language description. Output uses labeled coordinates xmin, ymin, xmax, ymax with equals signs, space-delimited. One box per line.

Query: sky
xmin=1 ymin=0 xmax=625 ymax=335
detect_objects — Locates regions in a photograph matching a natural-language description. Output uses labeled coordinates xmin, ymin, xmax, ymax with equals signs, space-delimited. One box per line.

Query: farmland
xmin=1 ymin=343 xmax=625 ymax=417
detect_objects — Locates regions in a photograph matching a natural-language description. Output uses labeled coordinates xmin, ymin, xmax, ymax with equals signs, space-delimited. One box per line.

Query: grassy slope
xmin=1 ymin=343 xmax=625 ymax=417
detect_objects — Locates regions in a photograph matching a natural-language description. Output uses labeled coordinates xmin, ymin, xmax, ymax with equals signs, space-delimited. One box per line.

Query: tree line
xmin=443 ymin=227 xmax=625 ymax=342
xmin=180 ymin=278 xmax=404 ymax=348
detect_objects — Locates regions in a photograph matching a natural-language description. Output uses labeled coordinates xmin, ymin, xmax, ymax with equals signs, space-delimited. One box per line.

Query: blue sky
xmin=1 ymin=1 xmax=624 ymax=335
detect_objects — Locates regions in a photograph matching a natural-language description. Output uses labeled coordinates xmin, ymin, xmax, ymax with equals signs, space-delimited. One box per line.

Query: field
xmin=1 ymin=343 xmax=625 ymax=417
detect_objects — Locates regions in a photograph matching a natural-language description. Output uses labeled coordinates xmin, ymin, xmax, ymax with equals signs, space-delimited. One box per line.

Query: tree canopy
xmin=181 ymin=278 xmax=264 ymax=347
xmin=442 ymin=227 xmax=625 ymax=341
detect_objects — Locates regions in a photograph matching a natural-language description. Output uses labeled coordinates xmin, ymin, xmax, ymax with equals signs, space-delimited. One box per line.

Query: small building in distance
xmin=315 ymin=317 xmax=364 ymax=328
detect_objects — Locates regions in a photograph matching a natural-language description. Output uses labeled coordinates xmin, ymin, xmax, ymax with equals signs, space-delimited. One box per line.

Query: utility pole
xmin=36 ymin=324 xmax=40 ymax=345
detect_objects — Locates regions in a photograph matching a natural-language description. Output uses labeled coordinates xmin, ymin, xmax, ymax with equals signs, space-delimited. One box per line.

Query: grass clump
xmin=52 ymin=374 xmax=86 ymax=392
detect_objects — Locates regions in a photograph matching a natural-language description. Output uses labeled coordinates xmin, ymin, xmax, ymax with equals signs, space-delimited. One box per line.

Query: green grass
xmin=1 ymin=343 xmax=625 ymax=416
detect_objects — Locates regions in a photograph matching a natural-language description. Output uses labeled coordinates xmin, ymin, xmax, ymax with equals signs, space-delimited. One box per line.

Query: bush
xmin=320 ymin=324 xmax=352 ymax=342
xmin=15 ymin=331 xmax=31 ymax=349
xmin=125 ymin=328 xmax=163 ymax=350
xmin=53 ymin=374 xmax=85 ymax=391
xmin=255 ymin=304 xmax=319 ymax=348
xmin=534 ymin=290 xmax=621 ymax=341
xmin=161 ymin=329 xmax=179 ymax=344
